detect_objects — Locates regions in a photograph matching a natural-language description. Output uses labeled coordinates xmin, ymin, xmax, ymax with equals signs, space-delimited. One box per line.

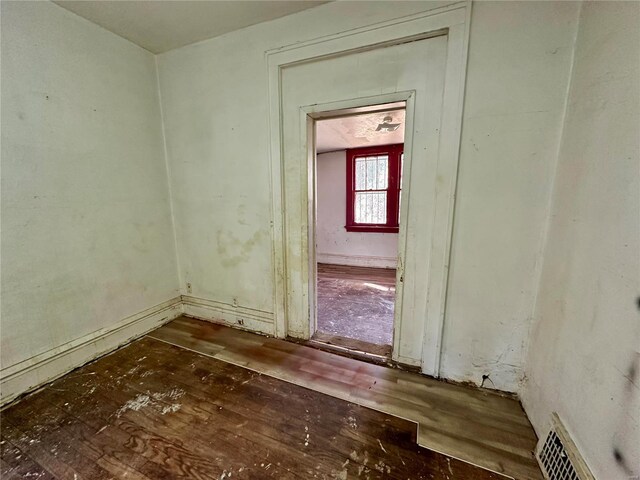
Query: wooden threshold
xmin=308 ymin=331 xmax=392 ymax=358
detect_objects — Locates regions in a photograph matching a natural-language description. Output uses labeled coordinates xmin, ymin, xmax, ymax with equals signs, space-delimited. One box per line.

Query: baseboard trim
xmin=182 ymin=295 xmax=275 ymax=336
xmin=392 ymin=353 xmax=422 ymax=368
xmin=0 ymin=296 xmax=183 ymax=407
xmin=317 ymin=253 xmax=397 ymax=269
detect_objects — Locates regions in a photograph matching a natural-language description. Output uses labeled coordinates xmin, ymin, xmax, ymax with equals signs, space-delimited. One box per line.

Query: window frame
xmin=345 ymin=143 xmax=403 ymax=233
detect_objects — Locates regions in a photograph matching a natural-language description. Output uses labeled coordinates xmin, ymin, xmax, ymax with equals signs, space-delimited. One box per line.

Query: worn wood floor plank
xmin=1 ymin=435 xmax=56 ymax=480
xmin=2 ymin=333 xmax=513 ymax=480
xmin=316 ymin=263 xmax=396 ymax=348
xmin=149 ymin=316 xmax=543 ymax=480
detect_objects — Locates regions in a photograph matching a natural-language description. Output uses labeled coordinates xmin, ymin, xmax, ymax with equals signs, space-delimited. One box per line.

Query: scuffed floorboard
xmin=149 ymin=316 xmax=544 ymax=480
xmin=1 ymin=336 xmax=509 ymax=480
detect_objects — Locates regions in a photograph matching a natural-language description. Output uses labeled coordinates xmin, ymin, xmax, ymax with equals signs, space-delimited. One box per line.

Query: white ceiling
xmin=53 ymin=1 xmax=329 ymax=54
xmin=316 ymin=109 xmax=405 ymax=153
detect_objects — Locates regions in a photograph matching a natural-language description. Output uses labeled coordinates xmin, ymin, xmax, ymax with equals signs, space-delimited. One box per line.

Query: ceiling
xmin=316 ymin=109 xmax=405 ymax=153
xmin=53 ymin=1 xmax=329 ymax=54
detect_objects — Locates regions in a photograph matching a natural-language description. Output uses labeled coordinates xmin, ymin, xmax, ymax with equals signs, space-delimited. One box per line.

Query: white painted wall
xmin=157 ymin=1 xmax=581 ymax=392
xmin=316 ymin=151 xmax=398 ymax=269
xmin=522 ymin=2 xmax=640 ymax=478
xmin=156 ymin=2 xmax=453 ymax=322
xmin=437 ymin=1 xmax=582 ymax=391
xmin=5 ymin=9 xmax=635 ymax=463
xmin=5 ymin=10 xmax=635 ymax=463
xmin=0 ymin=1 xmax=180 ymax=400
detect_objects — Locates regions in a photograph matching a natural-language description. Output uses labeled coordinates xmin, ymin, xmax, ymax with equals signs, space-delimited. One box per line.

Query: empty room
xmin=313 ymin=106 xmax=405 ymax=358
xmin=1 ymin=1 xmax=638 ymax=480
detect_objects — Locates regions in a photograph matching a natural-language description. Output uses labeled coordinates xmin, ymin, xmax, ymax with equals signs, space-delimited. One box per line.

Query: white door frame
xmin=302 ymin=93 xmax=416 ymax=354
xmin=267 ymin=1 xmax=471 ymax=377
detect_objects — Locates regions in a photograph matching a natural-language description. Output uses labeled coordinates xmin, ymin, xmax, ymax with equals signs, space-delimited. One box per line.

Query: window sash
xmin=354 ymin=191 xmax=387 ymax=224
xmin=354 ymin=155 xmax=389 ymax=191
xmin=345 ymin=144 xmax=403 ymax=232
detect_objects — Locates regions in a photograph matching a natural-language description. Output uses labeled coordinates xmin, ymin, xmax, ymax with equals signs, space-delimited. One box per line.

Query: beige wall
xmin=438 ymin=1 xmax=581 ymax=389
xmin=157 ymin=1 xmax=580 ymax=392
xmin=0 ymin=1 xmax=180 ymax=399
xmin=523 ymin=2 xmax=640 ymax=478
xmin=3 ymin=3 xmax=637 ymax=475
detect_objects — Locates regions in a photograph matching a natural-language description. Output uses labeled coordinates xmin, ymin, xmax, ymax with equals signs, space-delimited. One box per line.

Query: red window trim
xmin=345 ymin=144 xmax=403 ymax=233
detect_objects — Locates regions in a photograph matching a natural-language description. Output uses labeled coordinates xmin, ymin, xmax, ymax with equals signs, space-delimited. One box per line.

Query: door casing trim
xmin=266 ymin=1 xmax=471 ymax=377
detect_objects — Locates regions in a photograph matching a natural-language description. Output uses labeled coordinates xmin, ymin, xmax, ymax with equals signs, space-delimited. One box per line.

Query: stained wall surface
xmin=523 ymin=2 xmax=640 ymax=478
xmin=157 ymin=1 xmax=580 ymax=391
xmin=1 ymin=2 xmax=180 ymax=373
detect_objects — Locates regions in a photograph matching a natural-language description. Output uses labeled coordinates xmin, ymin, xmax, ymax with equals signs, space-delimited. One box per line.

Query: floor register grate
xmin=537 ymin=413 xmax=595 ymax=480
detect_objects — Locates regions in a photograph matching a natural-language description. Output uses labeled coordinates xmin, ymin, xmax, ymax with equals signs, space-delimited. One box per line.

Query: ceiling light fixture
xmin=376 ymin=115 xmax=401 ymax=132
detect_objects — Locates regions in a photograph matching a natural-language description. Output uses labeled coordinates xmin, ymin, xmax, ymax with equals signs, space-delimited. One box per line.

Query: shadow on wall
xmin=611 ymin=296 xmax=640 ymax=478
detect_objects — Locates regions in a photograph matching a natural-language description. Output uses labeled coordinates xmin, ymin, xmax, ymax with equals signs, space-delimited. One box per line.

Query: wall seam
xmin=47 ymin=1 xmax=155 ymax=55
xmin=154 ymin=55 xmax=184 ymax=294
xmin=519 ymin=1 xmax=583 ymax=401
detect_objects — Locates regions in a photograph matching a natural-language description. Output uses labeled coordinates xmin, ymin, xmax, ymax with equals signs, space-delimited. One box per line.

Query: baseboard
xmin=182 ymin=295 xmax=275 ymax=336
xmin=393 ymin=353 xmax=422 ymax=368
xmin=317 ymin=253 xmax=397 ymax=269
xmin=0 ymin=296 xmax=183 ymax=407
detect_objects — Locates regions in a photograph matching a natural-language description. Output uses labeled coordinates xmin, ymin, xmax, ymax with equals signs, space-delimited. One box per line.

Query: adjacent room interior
xmin=313 ymin=106 xmax=405 ymax=358
xmin=1 ymin=1 xmax=638 ymax=480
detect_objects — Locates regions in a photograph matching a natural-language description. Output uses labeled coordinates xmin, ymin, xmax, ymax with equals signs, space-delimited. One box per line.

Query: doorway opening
xmin=311 ymin=103 xmax=405 ymax=359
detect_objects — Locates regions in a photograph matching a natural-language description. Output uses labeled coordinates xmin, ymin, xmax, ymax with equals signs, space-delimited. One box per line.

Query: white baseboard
xmin=393 ymin=353 xmax=422 ymax=368
xmin=317 ymin=253 xmax=397 ymax=269
xmin=0 ymin=296 xmax=183 ymax=407
xmin=182 ymin=295 xmax=275 ymax=336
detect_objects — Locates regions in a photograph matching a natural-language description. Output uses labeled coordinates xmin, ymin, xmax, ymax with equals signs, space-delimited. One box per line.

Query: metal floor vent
xmin=537 ymin=413 xmax=594 ymax=480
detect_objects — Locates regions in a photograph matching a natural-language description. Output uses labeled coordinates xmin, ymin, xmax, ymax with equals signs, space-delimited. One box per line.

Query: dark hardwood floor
xmin=1 ymin=335 xmax=510 ymax=479
xmin=150 ymin=317 xmax=543 ymax=480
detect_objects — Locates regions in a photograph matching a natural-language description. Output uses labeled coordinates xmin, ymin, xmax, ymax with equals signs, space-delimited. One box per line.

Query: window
xmin=345 ymin=144 xmax=403 ymax=233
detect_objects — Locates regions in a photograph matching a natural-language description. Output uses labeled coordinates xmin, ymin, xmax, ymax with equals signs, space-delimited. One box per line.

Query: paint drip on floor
xmin=116 ymin=388 xmax=185 ymax=417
